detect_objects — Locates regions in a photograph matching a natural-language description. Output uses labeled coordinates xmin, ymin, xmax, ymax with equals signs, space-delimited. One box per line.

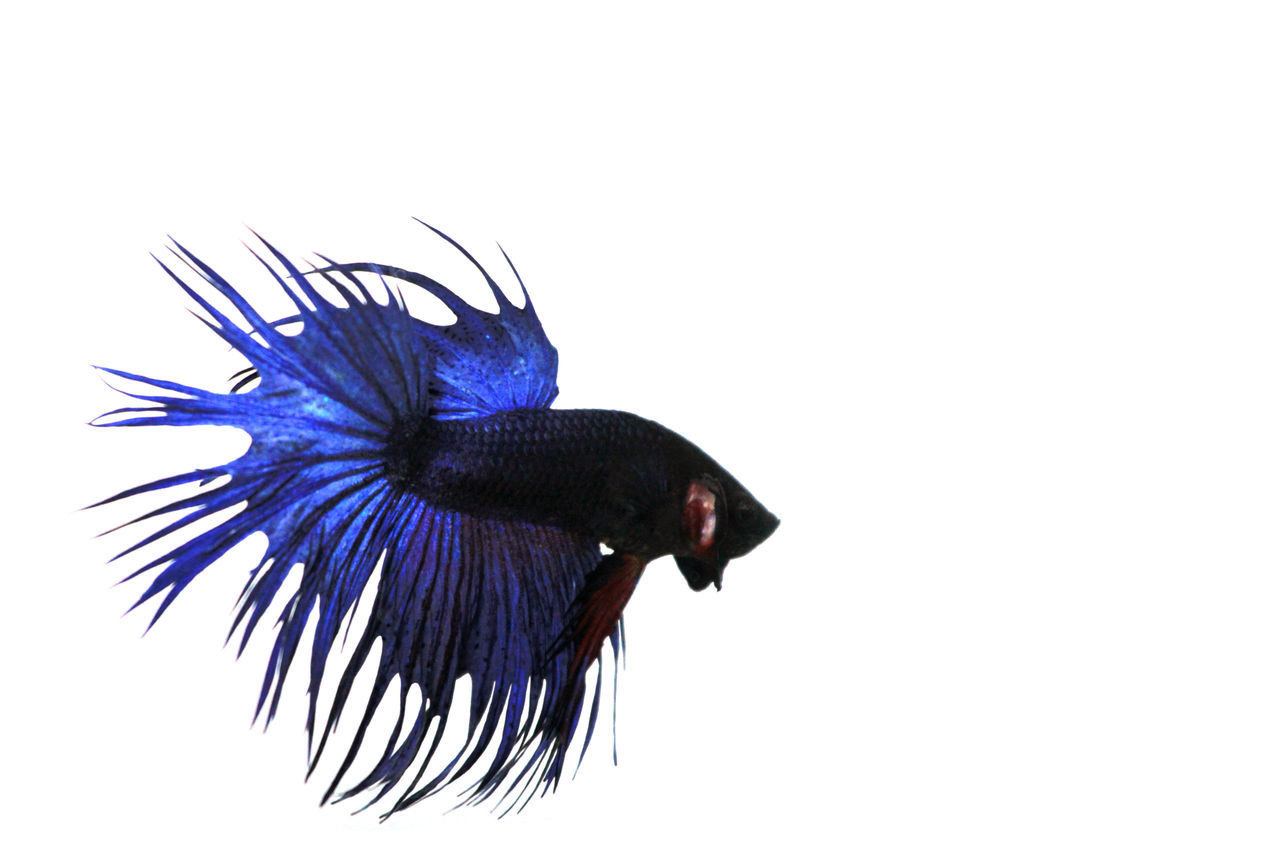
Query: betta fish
xmin=92 ymin=221 xmax=778 ymax=816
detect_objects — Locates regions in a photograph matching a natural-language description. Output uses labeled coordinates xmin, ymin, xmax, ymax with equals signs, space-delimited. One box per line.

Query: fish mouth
xmin=755 ymin=510 xmax=781 ymax=543
xmin=723 ymin=510 xmax=780 ymax=559
xmin=676 ymin=554 xmax=728 ymax=591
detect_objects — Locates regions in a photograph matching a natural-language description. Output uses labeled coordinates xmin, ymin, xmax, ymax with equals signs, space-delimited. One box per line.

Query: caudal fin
xmin=94 ymin=228 xmax=622 ymax=814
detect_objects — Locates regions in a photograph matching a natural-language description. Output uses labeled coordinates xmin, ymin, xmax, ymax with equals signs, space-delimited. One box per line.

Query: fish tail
xmin=94 ymin=228 xmax=613 ymax=813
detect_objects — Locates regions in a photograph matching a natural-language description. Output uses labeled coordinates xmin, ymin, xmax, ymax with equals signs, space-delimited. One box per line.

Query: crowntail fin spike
xmin=412 ymin=218 xmax=514 ymax=311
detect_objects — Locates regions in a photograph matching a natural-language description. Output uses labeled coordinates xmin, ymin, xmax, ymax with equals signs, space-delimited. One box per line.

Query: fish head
xmin=675 ymin=473 xmax=779 ymax=591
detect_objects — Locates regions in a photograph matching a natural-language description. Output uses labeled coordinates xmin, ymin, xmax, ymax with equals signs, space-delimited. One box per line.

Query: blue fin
xmin=93 ymin=228 xmax=620 ymax=815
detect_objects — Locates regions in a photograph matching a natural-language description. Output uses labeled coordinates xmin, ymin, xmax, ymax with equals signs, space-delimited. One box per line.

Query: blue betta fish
xmin=93 ymin=221 xmax=778 ymax=816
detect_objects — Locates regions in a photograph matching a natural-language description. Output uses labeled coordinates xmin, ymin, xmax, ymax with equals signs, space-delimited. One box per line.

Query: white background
xmin=5 ymin=2 xmax=1280 ymax=850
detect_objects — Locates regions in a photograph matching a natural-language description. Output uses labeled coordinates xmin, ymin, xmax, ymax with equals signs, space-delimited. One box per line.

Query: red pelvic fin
xmin=556 ymin=552 xmax=648 ymax=672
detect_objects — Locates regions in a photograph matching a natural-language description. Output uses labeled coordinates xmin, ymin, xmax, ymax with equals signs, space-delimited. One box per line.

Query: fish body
xmin=397 ymin=408 xmax=774 ymax=580
xmin=93 ymin=223 xmax=777 ymax=815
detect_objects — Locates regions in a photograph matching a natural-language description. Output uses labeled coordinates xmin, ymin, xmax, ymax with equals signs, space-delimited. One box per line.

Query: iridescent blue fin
xmin=92 ymin=228 xmax=622 ymax=814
